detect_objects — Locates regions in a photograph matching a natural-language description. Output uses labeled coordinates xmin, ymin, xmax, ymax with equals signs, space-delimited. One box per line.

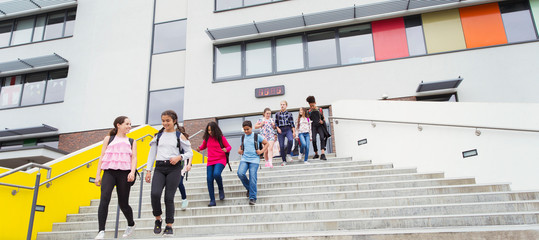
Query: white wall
xmin=1 ymin=0 xmax=154 ymax=133
xmin=184 ymin=0 xmax=539 ymax=121
xmin=332 ymin=100 xmax=539 ymax=190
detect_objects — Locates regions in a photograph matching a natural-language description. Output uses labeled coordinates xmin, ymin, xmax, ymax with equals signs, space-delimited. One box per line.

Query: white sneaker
xmin=122 ymin=224 xmax=135 ymax=238
xmin=304 ymin=161 xmax=310 ymax=164
xmin=297 ymin=153 xmax=303 ymax=160
xmin=286 ymin=155 xmax=293 ymax=162
xmin=95 ymin=230 xmax=105 ymax=239
xmin=181 ymin=199 xmax=189 ymax=210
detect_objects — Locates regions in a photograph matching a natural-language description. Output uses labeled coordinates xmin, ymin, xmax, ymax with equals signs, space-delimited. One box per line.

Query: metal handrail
xmin=329 ymin=116 xmax=539 ymax=133
xmin=0 ymin=163 xmax=52 ymax=189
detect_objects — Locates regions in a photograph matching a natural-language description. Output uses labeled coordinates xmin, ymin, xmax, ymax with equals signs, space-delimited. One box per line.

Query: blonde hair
xmin=280 ymin=100 xmax=288 ymax=106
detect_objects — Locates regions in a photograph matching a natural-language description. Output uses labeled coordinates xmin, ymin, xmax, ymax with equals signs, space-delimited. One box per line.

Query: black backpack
xmin=107 ymin=135 xmax=139 ymax=186
xmin=216 ymin=136 xmax=232 ymax=171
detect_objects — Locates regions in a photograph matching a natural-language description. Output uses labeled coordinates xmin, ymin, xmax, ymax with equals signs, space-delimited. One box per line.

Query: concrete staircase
xmin=37 ymin=156 xmax=539 ymax=239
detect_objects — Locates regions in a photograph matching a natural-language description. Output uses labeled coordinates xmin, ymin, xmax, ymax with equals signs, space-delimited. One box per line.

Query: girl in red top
xmin=197 ymin=122 xmax=231 ymax=207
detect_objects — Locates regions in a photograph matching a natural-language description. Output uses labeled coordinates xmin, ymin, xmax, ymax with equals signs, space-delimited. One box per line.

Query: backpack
xmin=107 ymin=135 xmax=139 ymax=186
xmin=155 ymin=131 xmax=189 ymax=178
xmin=216 ymin=136 xmax=232 ymax=171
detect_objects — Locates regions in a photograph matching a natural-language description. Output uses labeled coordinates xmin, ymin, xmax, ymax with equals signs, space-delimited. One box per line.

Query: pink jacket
xmin=199 ymin=136 xmax=231 ymax=166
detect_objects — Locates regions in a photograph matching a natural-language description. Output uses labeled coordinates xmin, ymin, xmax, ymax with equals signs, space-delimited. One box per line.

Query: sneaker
xmin=286 ymin=155 xmax=293 ymax=162
xmin=208 ymin=201 xmax=216 ymax=207
xmin=304 ymin=161 xmax=310 ymax=164
xmin=163 ymin=226 xmax=173 ymax=237
xmin=249 ymin=199 xmax=256 ymax=205
xmin=269 ymin=163 xmax=274 ymax=168
xmin=297 ymin=153 xmax=303 ymax=160
xmin=95 ymin=230 xmax=105 ymax=239
xmin=321 ymin=153 xmax=327 ymax=160
xmin=153 ymin=220 xmax=162 ymax=235
xmin=122 ymin=224 xmax=135 ymax=238
xmin=313 ymin=154 xmax=319 ymax=159
xmin=280 ymin=162 xmax=286 ymax=166
xmin=181 ymin=199 xmax=188 ymax=211
xmin=265 ymin=162 xmax=270 ymax=167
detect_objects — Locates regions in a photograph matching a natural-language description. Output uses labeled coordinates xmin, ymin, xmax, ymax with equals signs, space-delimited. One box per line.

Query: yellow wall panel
xmin=422 ymin=9 xmax=467 ymax=54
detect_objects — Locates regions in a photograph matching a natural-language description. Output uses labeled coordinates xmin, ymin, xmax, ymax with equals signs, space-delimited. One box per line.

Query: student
xmin=306 ymin=96 xmax=330 ymax=160
xmin=255 ymin=108 xmax=276 ymax=168
xmin=177 ymin=166 xmax=190 ymax=210
xmin=237 ymin=120 xmax=268 ymax=205
xmin=145 ymin=110 xmax=193 ymax=236
xmin=274 ymin=100 xmax=296 ymax=166
xmin=95 ymin=116 xmax=137 ymax=239
xmin=197 ymin=122 xmax=231 ymax=207
xmin=296 ymin=107 xmax=311 ymax=163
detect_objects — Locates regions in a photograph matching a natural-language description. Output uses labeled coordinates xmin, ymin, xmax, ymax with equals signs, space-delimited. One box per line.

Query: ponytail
xmin=110 ymin=116 xmax=128 ymax=136
xmin=176 ymin=123 xmax=189 ymax=140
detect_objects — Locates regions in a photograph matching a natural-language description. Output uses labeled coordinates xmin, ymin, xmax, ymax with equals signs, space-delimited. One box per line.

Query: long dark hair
xmin=297 ymin=107 xmax=309 ymax=127
xmin=109 ymin=116 xmax=129 ymax=136
xmin=157 ymin=110 xmax=189 ymax=139
xmin=203 ymin=122 xmax=223 ymax=142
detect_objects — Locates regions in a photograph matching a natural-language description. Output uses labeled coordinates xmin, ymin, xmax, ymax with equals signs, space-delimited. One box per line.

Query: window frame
xmin=214 ymin=0 xmax=287 ymax=12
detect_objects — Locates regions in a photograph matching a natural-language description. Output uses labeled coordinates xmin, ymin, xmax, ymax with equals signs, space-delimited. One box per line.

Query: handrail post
xmin=138 ymin=171 xmax=144 ymax=219
xmin=26 ymin=172 xmax=41 ymax=240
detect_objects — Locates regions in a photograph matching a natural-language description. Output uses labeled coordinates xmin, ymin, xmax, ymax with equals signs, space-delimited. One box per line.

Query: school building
xmin=2 ymin=0 xmax=539 ymax=239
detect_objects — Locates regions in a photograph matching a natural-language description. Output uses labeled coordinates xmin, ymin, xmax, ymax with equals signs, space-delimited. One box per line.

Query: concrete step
xmin=68 ymin=191 xmax=539 ymax=222
xmin=53 ymin=201 xmax=539 ymax=231
xmin=37 ymin=212 xmax=539 ymax=239
xmin=99 ymin=172 xmax=446 ymax=206
xmin=80 ymin=177 xmax=477 ymax=213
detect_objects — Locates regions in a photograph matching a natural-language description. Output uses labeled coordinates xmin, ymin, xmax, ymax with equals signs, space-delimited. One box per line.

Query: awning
xmin=0 ymin=0 xmax=77 ymax=16
xmin=0 ymin=53 xmax=68 ymax=75
xmin=0 ymin=124 xmax=58 ymax=138
xmin=416 ymin=78 xmax=463 ymax=93
xmin=206 ymin=0 xmax=466 ymax=40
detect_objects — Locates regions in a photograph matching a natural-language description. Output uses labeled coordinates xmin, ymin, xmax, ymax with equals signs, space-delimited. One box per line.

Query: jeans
xmin=312 ymin=125 xmax=327 ymax=152
xmin=237 ymin=161 xmax=259 ymax=200
xmin=98 ymin=170 xmax=134 ymax=231
xmin=298 ymin=132 xmax=310 ymax=162
xmin=177 ymin=175 xmax=186 ymax=200
xmin=206 ymin=163 xmax=225 ymax=202
xmin=150 ymin=162 xmax=182 ymax=224
xmin=277 ymin=126 xmax=294 ymax=162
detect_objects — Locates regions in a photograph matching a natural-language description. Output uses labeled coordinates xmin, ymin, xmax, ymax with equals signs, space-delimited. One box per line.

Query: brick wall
xmin=183 ymin=117 xmax=216 ymax=150
xmin=58 ymin=129 xmax=110 ymax=153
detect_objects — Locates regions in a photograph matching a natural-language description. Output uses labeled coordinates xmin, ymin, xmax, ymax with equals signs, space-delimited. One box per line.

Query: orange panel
xmin=459 ymin=3 xmax=507 ymax=48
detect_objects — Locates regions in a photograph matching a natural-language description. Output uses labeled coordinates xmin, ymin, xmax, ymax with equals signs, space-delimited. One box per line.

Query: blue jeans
xmin=277 ymin=126 xmax=294 ymax=162
xmin=206 ymin=163 xmax=225 ymax=202
xmin=177 ymin=175 xmax=186 ymax=200
xmin=298 ymin=132 xmax=310 ymax=162
xmin=237 ymin=161 xmax=259 ymax=200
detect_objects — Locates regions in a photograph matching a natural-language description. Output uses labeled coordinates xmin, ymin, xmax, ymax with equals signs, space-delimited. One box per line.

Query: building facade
xmin=1 ymin=0 xmax=538 ymax=167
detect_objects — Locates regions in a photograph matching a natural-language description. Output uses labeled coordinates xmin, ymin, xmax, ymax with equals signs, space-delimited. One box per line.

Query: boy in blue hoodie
xmin=237 ymin=120 xmax=268 ymax=205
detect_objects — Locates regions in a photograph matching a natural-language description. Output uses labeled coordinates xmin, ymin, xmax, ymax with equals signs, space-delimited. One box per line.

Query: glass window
xmin=404 ymin=15 xmax=427 ymax=56
xmin=499 ymin=0 xmax=537 ymax=43
xmin=0 ymin=141 xmax=24 ymax=150
xmin=216 ymin=0 xmax=243 ymax=11
xmin=21 ymin=82 xmax=45 ymax=106
xmin=215 ymin=45 xmax=242 ymax=79
xmin=64 ymin=10 xmax=76 ymax=37
xmin=153 ymin=20 xmax=187 ymax=54
xmin=338 ymin=24 xmax=375 ymax=64
xmin=33 ymin=15 xmax=46 ymax=42
xmin=225 ymin=135 xmax=242 ymax=161
xmin=276 ymin=35 xmax=304 ymax=72
xmin=0 ymin=79 xmax=22 ymax=109
xmin=246 ymin=40 xmax=272 ymax=76
xmin=307 ymin=31 xmax=338 ymax=68
xmin=0 ymin=21 xmax=13 ymax=48
xmin=21 ymin=72 xmax=47 ymax=106
xmin=218 ymin=117 xmax=244 ymax=134
xmin=44 ymin=12 xmax=66 ymax=40
xmin=44 ymin=68 xmax=68 ymax=103
xmin=44 ymin=78 xmax=66 ymax=103
xmin=147 ymin=88 xmax=184 ymax=125
xmin=11 ymin=17 xmax=34 ymax=45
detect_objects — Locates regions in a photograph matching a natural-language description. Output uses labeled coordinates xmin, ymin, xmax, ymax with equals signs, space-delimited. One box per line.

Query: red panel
xmin=372 ymin=18 xmax=409 ymax=61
